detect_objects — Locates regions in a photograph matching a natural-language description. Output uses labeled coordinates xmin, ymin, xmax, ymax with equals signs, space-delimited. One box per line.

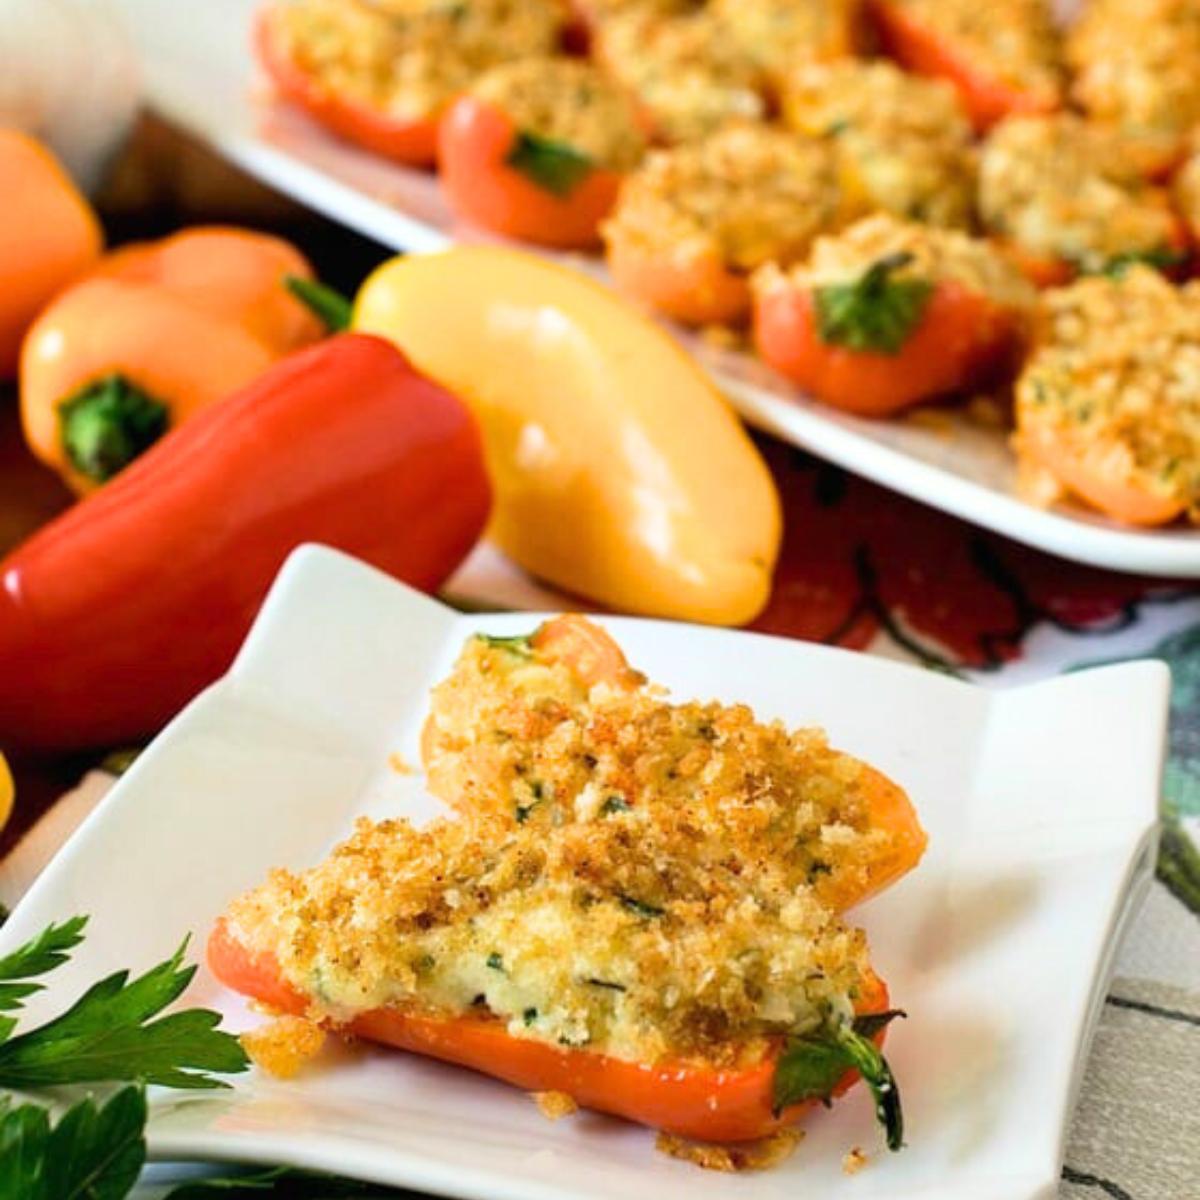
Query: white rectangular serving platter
xmin=0 ymin=545 xmax=1167 ymax=1200
xmin=109 ymin=0 xmax=1200 ymax=578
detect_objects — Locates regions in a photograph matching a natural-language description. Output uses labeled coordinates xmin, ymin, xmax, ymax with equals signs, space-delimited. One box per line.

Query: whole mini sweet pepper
xmin=0 ymin=129 xmax=102 ymax=378
xmin=20 ymin=226 xmax=326 ymax=494
xmin=0 ymin=334 xmax=490 ymax=752
xmin=352 ymin=245 xmax=782 ymax=626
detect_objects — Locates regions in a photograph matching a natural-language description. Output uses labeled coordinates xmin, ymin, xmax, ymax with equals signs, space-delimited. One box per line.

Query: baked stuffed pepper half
xmin=438 ymin=57 xmax=647 ymax=248
xmin=1014 ymin=266 xmax=1200 ymax=527
xmin=256 ymin=0 xmax=564 ymax=166
xmin=603 ymin=124 xmax=844 ymax=327
xmin=978 ymin=113 xmax=1190 ymax=286
xmin=782 ymin=57 xmax=975 ymax=229
xmin=753 ymin=213 xmax=1034 ymax=416
xmin=868 ymin=0 xmax=1063 ymax=132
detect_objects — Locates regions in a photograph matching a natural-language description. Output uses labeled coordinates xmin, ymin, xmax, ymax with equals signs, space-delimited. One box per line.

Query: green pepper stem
xmin=59 ymin=374 xmax=170 ymax=484
xmin=285 ymin=275 xmax=353 ymax=332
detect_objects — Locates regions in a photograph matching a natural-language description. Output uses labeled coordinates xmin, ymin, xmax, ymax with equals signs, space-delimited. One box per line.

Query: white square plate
xmin=1 ymin=546 xmax=1167 ymax=1200
xmin=105 ymin=0 xmax=1200 ymax=577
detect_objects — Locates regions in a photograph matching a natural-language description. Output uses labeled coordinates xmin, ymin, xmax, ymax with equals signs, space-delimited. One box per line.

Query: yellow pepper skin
xmin=353 ymin=247 xmax=781 ymax=625
xmin=0 ymin=752 xmax=12 ymax=832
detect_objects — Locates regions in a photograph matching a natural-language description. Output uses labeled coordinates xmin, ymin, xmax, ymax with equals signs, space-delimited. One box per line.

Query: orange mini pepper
xmin=208 ymin=918 xmax=902 ymax=1146
xmin=0 ymin=129 xmax=102 ymax=378
xmin=20 ymin=227 xmax=325 ymax=494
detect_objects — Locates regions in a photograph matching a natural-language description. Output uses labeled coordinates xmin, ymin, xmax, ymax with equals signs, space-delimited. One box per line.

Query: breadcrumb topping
xmin=470 ymin=57 xmax=646 ymax=171
xmin=655 ymin=1128 xmax=803 ymax=1171
xmin=782 ymin=59 xmax=974 ymax=228
xmin=978 ymin=114 xmax=1181 ymax=271
xmin=760 ymin=213 xmax=1034 ymax=312
xmin=1068 ymin=0 xmax=1200 ymax=150
xmin=533 ymin=1090 xmax=579 ymax=1120
xmin=595 ymin=11 xmax=765 ymax=144
xmin=710 ymin=0 xmax=859 ymax=83
xmin=883 ymin=0 xmax=1062 ymax=101
xmin=241 ymin=1015 xmax=327 ymax=1079
xmin=1014 ymin=268 xmax=1200 ymax=519
xmin=423 ymin=627 xmax=900 ymax=910
xmin=269 ymin=0 xmax=563 ymax=121
xmin=602 ymin=124 xmax=841 ymax=273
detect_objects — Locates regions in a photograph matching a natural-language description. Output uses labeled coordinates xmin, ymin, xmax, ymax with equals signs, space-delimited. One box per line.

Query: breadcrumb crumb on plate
xmin=655 ymin=1129 xmax=803 ymax=1172
xmin=241 ymin=1015 xmax=327 ymax=1079
xmin=842 ymin=1145 xmax=869 ymax=1174
xmin=533 ymin=1090 xmax=579 ymax=1121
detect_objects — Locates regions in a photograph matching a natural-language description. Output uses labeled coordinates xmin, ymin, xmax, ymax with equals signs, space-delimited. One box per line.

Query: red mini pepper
xmin=0 ymin=334 xmax=490 ymax=751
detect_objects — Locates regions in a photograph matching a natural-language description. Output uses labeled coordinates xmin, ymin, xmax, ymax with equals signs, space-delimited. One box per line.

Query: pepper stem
xmin=285 ymin=274 xmax=352 ymax=332
xmin=59 ymin=374 xmax=169 ymax=484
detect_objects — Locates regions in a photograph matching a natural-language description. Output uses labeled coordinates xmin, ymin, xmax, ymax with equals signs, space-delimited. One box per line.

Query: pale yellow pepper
xmin=0 ymin=752 xmax=12 ymax=831
xmin=353 ymin=246 xmax=781 ymax=625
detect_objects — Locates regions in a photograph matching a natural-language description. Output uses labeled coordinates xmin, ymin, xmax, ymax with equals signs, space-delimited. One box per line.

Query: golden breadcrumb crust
xmin=601 ymin=124 xmax=841 ymax=273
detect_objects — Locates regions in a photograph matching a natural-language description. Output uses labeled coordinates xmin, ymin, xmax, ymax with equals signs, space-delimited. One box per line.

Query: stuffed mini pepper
xmin=753 ymin=213 xmax=1034 ymax=416
xmin=603 ymin=124 xmax=843 ymax=326
xmin=210 ymin=621 xmax=915 ymax=1154
xmin=709 ymin=0 xmax=860 ymax=89
xmin=1067 ymin=0 xmax=1200 ymax=180
xmin=593 ymin=10 xmax=765 ymax=145
xmin=782 ymin=58 xmax=975 ymax=229
xmin=1014 ymin=267 xmax=1200 ymax=527
xmin=869 ymin=0 xmax=1063 ymax=132
xmin=438 ymin=57 xmax=646 ymax=248
xmin=978 ymin=113 xmax=1190 ymax=286
xmin=256 ymin=0 xmax=564 ymax=167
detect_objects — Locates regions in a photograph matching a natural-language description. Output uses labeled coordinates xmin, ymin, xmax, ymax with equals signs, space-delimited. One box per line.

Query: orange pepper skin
xmin=20 ymin=227 xmax=324 ymax=494
xmin=754 ymin=278 xmax=1024 ymax=416
xmin=438 ymin=96 xmax=624 ymax=249
xmin=868 ymin=0 xmax=1059 ymax=133
xmin=89 ymin=227 xmax=324 ymax=354
xmin=207 ymin=917 xmax=892 ymax=1143
xmin=0 ymin=335 xmax=490 ymax=751
xmin=255 ymin=9 xmax=440 ymax=167
xmin=605 ymin=228 xmax=753 ymax=327
xmin=0 ymin=130 xmax=102 ymax=379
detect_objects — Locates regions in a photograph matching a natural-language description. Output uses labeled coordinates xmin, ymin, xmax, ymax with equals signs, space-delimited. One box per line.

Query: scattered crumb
xmin=533 ymin=1090 xmax=579 ymax=1121
xmin=902 ymin=407 xmax=955 ymax=435
xmin=964 ymin=392 xmax=1011 ymax=430
xmin=655 ymin=1129 xmax=803 ymax=1172
xmin=388 ymin=752 xmax=415 ymax=776
xmin=700 ymin=323 xmax=746 ymax=352
xmin=1013 ymin=453 xmax=1064 ymax=509
xmin=842 ymin=1146 xmax=869 ymax=1174
xmin=241 ymin=1015 xmax=327 ymax=1079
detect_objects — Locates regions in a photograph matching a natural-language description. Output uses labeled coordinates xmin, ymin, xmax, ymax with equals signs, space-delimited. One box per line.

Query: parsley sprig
xmin=773 ymin=1009 xmax=906 ymax=1150
xmin=0 ymin=1086 xmax=147 ymax=1200
xmin=0 ymin=915 xmax=87 ymax=1019
xmin=0 ymin=926 xmax=247 ymax=1090
xmin=813 ymin=252 xmax=933 ymax=355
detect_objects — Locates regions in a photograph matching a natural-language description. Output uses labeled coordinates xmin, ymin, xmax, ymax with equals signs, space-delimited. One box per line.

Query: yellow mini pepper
xmin=354 ymin=245 xmax=781 ymax=625
xmin=21 ymin=226 xmax=326 ymax=494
